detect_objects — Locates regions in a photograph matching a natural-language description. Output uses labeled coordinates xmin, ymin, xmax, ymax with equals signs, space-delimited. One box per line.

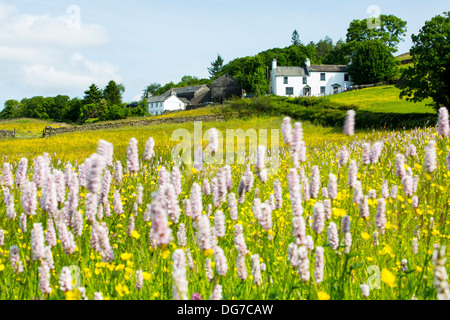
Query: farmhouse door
xmin=303 ymin=87 xmax=311 ymax=96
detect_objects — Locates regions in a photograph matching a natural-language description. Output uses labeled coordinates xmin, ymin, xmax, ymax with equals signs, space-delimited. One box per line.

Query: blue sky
xmin=0 ymin=0 xmax=448 ymax=108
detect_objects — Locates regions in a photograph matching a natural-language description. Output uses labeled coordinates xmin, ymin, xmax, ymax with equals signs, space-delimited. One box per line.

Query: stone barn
xmin=210 ymin=74 xmax=242 ymax=103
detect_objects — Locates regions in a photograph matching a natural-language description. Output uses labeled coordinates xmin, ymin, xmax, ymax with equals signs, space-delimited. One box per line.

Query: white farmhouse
xmin=270 ymin=58 xmax=354 ymax=97
xmin=147 ymin=89 xmax=187 ymax=116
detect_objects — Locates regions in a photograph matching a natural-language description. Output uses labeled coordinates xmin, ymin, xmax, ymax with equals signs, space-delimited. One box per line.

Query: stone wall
xmin=0 ymin=130 xmax=15 ymax=138
xmin=43 ymin=114 xmax=225 ymax=137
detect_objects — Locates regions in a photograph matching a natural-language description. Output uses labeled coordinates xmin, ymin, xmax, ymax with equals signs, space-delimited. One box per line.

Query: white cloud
xmin=0 ymin=2 xmax=121 ymax=102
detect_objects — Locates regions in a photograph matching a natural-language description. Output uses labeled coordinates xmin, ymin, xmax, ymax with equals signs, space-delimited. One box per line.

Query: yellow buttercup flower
xmin=131 ymin=230 xmax=140 ymax=239
xmin=120 ymin=253 xmax=133 ymax=260
xmin=381 ymin=268 xmax=396 ymax=288
xmin=318 ymin=291 xmax=330 ymax=300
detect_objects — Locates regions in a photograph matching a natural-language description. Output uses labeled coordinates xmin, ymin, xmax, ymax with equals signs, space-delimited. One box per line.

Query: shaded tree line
xmin=1 ymin=80 xmax=148 ymax=124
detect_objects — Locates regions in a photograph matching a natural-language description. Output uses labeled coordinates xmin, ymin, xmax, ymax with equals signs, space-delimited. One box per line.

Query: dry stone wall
xmin=0 ymin=130 xmax=15 ymax=138
xmin=43 ymin=114 xmax=225 ymax=137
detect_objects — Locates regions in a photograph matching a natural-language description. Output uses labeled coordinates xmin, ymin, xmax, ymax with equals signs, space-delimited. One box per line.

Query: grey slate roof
xmin=163 ymin=84 xmax=208 ymax=96
xmin=147 ymin=95 xmax=170 ymax=103
xmin=273 ymin=64 xmax=349 ymax=76
xmin=273 ymin=66 xmax=308 ymax=76
xmin=308 ymin=65 xmax=348 ymax=72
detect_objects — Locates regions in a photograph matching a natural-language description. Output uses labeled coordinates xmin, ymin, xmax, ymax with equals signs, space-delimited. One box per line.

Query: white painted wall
xmin=148 ymin=95 xmax=185 ymax=116
xmin=271 ymin=71 xmax=353 ymax=97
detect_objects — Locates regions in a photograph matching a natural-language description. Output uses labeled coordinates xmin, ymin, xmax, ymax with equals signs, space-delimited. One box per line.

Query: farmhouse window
xmin=344 ymin=74 xmax=349 ymax=81
xmin=320 ymin=73 xmax=326 ymax=81
xmin=303 ymin=77 xmax=307 ymax=84
xmin=283 ymin=77 xmax=288 ymax=84
xmin=286 ymin=87 xmax=294 ymax=95
xmin=320 ymin=86 xmax=326 ymax=94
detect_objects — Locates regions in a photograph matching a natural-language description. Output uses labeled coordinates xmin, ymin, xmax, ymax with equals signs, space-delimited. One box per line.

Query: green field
xmin=327 ymin=86 xmax=435 ymax=114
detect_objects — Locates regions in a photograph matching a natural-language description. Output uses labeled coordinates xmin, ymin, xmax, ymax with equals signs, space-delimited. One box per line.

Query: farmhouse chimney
xmin=305 ymin=58 xmax=311 ymax=67
xmin=272 ymin=59 xmax=277 ymax=70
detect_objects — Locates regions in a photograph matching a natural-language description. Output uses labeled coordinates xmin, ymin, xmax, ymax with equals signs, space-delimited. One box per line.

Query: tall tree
xmin=291 ymin=29 xmax=301 ymax=46
xmin=397 ymin=12 xmax=450 ymax=112
xmin=83 ymin=84 xmax=103 ymax=105
xmin=208 ymin=54 xmax=224 ymax=79
xmin=346 ymin=14 xmax=407 ymax=53
xmin=315 ymin=36 xmax=334 ymax=64
xmin=103 ymin=80 xmax=124 ymax=107
xmin=348 ymin=39 xmax=398 ymax=84
xmin=143 ymin=83 xmax=161 ymax=98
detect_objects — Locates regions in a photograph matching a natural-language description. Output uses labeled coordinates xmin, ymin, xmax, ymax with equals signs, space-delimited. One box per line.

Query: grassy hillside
xmin=327 ymin=86 xmax=434 ymax=114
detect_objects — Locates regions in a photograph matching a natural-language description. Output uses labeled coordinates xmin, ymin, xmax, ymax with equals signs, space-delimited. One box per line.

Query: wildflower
xmin=314 ymin=246 xmax=324 ymax=284
xmin=281 ymin=117 xmax=292 ymax=145
xmin=234 ymin=224 xmax=248 ymax=255
xmin=203 ymin=178 xmax=211 ymax=196
xmin=59 ymin=267 xmax=73 ymax=292
xmin=318 ymin=291 xmax=330 ymax=300
xmin=251 ymin=254 xmax=262 ymax=286
xmin=210 ymin=284 xmax=223 ymax=300
xmin=214 ymin=246 xmax=228 ymax=276
xmin=205 ymin=259 xmax=213 ymax=282
xmin=259 ymin=201 xmax=273 ymax=231
xmin=39 ymin=264 xmax=52 ymax=295
xmin=338 ymin=146 xmax=349 ymax=166
xmin=31 ymin=223 xmax=45 ymax=261
xmin=114 ymin=160 xmax=123 ymax=183
xmin=15 ymin=158 xmax=28 ymax=187
xmin=97 ymin=139 xmax=114 ymax=167
xmin=191 ymin=293 xmax=202 ymax=300
xmin=113 ymin=190 xmax=123 ymax=215
xmin=343 ymin=110 xmax=355 ymax=136
xmin=9 ymin=245 xmax=23 ymax=274
xmin=236 ymin=253 xmax=247 ymax=281
xmin=94 ymin=292 xmax=103 ymax=300
xmin=228 ymin=193 xmax=238 ymax=221
xmin=424 ymin=140 xmax=437 ymax=172
xmin=341 ymin=215 xmax=351 ymax=234
xmin=126 ymin=138 xmax=140 ymax=174
xmin=401 ymin=259 xmax=408 ymax=272
xmin=438 ymin=107 xmax=449 ymax=137
xmin=344 ymin=232 xmax=352 ymax=254
xmin=360 ymin=284 xmax=370 ymax=298
xmin=375 ymin=198 xmax=387 ymax=235
xmin=362 ymin=143 xmax=371 ymax=164
xmin=395 ymin=154 xmax=406 ymax=179
xmin=433 ymin=244 xmax=450 ymax=300
xmin=198 ymin=215 xmax=212 ymax=250
xmin=208 ymin=128 xmax=219 ymax=155
xmin=144 ymin=137 xmax=155 ymax=160
xmin=294 ymin=246 xmax=310 ymax=282
xmin=87 ymin=153 xmax=106 ymax=194
xmin=273 ymin=179 xmax=283 ymax=209
xmin=327 ymin=222 xmax=339 ymax=251
xmin=312 ymin=201 xmax=325 ymax=234
xmin=309 ymin=166 xmax=320 ymax=199
xmin=373 ymin=231 xmax=379 ymax=246
xmin=172 ymin=249 xmax=188 ymax=300
xmin=292 ymin=216 xmax=306 ymax=246
xmin=190 ymin=183 xmax=202 ymax=220
xmin=381 ymin=268 xmax=396 ymax=288
xmin=381 ymin=180 xmax=389 ymax=199
xmin=412 ymin=237 xmax=419 ymax=254
xmin=177 ymin=223 xmax=187 ymax=248
xmin=348 ymin=160 xmax=358 ymax=188
xmin=150 ymin=192 xmax=172 ymax=248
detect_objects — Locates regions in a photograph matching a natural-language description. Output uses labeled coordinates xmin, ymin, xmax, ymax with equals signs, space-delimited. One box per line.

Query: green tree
xmin=346 ymin=14 xmax=407 ymax=53
xmin=208 ymin=54 xmax=224 ymax=79
xmin=103 ymin=80 xmax=124 ymax=107
xmin=62 ymin=98 xmax=83 ymax=123
xmin=397 ymin=12 xmax=450 ymax=112
xmin=323 ymin=39 xmax=351 ymax=65
xmin=143 ymin=83 xmax=161 ymax=98
xmin=234 ymin=55 xmax=268 ymax=94
xmin=0 ymin=100 xmax=22 ymax=119
xmin=108 ymin=104 xmax=127 ymax=120
xmin=291 ymin=29 xmax=301 ymax=46
xmin=315 ymin=36 xmax=334 ymax=64
xmin=348 ymin=39 xmax=398 ymax=84
xmin=97 ymin=98 xmax=109 ymax=121
xmin=83 ymin=83 xmax=103 ymax=105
